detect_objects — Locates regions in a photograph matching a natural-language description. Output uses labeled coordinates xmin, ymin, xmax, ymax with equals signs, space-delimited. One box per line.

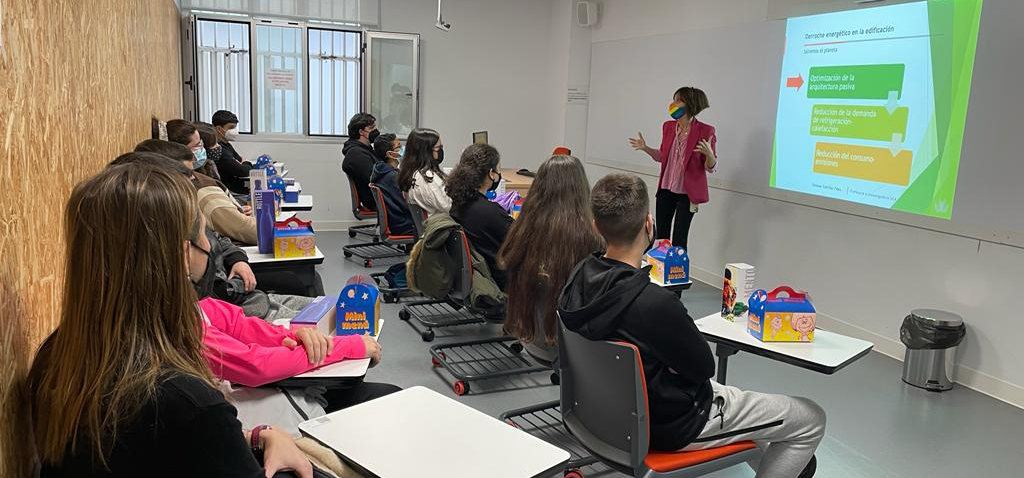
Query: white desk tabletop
xmin=281 ymin=194 xmax=313 ymax=211
xmin=695 ymin=313 xmax=873 ymax=372
xmin=242 ymin=245 xmax=324 ymax=264
xmin=300 ymin=386 xmax=569 ymax=478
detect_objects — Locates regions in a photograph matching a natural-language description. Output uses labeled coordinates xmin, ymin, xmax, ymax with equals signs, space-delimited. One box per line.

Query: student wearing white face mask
xmin=212 ymin=110 xmax=253 ymax=195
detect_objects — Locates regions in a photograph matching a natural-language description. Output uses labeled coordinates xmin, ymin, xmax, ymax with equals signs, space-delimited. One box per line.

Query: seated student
xmin=370 ymin=133 xmax=415 ymax=236
xmin=446 ymin=143 xmax=512 ymax=290
xmin=342 ymin=112 xmax=380 ymax=213
xmin=211 ymin=110 xmax=253 ymax=195
xmin=134 ymin=139 xmax=257 ymax=245
xmin=558 ymin=174 xmax=824 ymax=477
xmin=28 ymin=161 xmax=314 ymax=477
xmin=111 ymin=152 xmax=312 ymax=320
xmin=397 ymin=128 xmax=450 ymax=216
xmin=195 ymin=121 xmax=224 ymax=180
xmin=497 ymin=154 xmax=603 ymax=363
xmin=191 ymin=214 xmax=397 ymax=405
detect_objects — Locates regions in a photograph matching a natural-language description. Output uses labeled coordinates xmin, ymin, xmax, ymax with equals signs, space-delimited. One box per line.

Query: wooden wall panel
xmin=0 ymin=0 xmax=182 ymax=474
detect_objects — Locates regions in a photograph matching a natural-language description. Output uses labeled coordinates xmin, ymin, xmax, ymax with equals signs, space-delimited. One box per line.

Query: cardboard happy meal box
xmin=645 ymin=239 xmax=690 ymax=285
xmin=747 ymin=287 xmax=816 ymax=342
xmin=273 ymin=217 xmax=316 ymax=258
xmin=510 ymin=197 xmax=524 ymax=220
xmin=336 ymin=275 xmax=381 ymax=336
xmin=254 ymin=154 xmax=272 ymax=168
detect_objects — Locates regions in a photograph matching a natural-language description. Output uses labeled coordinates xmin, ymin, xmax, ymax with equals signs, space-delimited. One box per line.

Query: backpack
xmin=406 ymin=214 xmax=459 ymax=299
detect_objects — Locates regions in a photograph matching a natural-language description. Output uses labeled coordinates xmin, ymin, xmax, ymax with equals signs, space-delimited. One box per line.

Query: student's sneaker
xmin=797 ymin=455 xmax=817 ymax=478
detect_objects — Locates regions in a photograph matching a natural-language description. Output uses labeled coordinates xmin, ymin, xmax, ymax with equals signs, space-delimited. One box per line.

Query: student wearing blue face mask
xmin=370 ymin=133 xmax=415 ymax=236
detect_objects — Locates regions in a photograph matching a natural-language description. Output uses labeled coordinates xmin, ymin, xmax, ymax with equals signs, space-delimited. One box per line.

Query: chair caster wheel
xmin=399 ymin=309 xmax=411 ymax=321
xmin=343 ymin=250 xmax=353 ymax=258
xmin=509 ymin=342 xmax=524 ymax=354
xmin=550 ymin=372 xmax=560 ymax=385
xmin=453 ymin=381 xmax=469 ymax=396
xmin=564 ymin=469 xmax=584 ymax=478
xmin=348 ymin=230 xmax=357 ymax=238
xmin=421 ymin=329 xmax=435 ymax=342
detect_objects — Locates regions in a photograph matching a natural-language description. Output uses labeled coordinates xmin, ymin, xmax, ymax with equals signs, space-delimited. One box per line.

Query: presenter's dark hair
xmin=212 ymin=110 xmax=239 ymax=127
xmin=673 ymin=87 xmax=710 ymax=117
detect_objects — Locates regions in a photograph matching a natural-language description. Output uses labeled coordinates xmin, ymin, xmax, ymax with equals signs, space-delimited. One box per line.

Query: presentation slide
xmin=771 ymin=0 xmax=982 ymax=219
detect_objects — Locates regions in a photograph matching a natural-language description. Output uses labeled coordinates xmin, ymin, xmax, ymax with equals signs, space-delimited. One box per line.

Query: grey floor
xmin=318 ymin=231 xmax=1024 ymax=478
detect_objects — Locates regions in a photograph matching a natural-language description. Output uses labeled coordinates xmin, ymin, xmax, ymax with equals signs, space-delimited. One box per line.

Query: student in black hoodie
xmin=558 ymin=174 xmax=824 ymax=478
xmin=342 ymin=112 xmax=380 ymax=212
xmin=369 ymin=133 xmax=415 ymax=236
xmin=211 ymin=110 xmax=253 ymax=195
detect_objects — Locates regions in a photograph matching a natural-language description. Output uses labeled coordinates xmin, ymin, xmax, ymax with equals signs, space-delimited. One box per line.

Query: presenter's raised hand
xmin=628 ymin=132 xmax=648 ymax=151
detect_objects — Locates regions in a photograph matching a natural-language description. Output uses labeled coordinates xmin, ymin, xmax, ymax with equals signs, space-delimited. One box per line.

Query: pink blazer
xmin=657 ymin=118 xmax=717 ymax=204
xmin=199 ymin=298 xmax=367 ymax=387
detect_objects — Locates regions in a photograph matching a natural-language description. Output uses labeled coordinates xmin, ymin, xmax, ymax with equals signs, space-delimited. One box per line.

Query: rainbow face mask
xmin=669 ymin=103 xmax=686 ymax=120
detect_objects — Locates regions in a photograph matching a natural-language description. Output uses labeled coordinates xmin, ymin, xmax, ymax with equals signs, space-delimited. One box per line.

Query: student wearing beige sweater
xmin=135 ymin=139 xmax=258 ymax=245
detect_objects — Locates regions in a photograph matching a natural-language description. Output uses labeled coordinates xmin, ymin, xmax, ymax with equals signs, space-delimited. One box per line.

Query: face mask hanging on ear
xmin=433 ymin=146 xmax=445 ymax=166
xmin=208 ymin=146 xmax=223 ymax=162
xmin=487 ymin=170 xmax=503 ymax=192
xmin=644 ymin=221 xmax=658 ymax=255
xmin=189 ymin=241 xmax=217 ymax=298
xmin=192 ymin=147 xmax=208 ymax=169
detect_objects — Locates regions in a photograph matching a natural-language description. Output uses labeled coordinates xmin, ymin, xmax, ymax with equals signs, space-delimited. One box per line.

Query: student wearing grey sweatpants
xmin=557 ymin=174 xmax=825 ymax=477
xmin=683 ymin=382 xmax=825 ymax=477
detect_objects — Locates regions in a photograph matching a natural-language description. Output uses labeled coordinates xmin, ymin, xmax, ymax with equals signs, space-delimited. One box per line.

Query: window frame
xmin=306 ymin=27 xmax=364 ymax=138
xmin=190 ymin=12 xmax=366 ymax=141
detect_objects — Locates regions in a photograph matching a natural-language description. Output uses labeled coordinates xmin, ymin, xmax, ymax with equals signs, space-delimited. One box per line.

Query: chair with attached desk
xmin=399 ymin=227 xmax=487 ymax=343
xmin=342 ymin=183 xmax=413 ymax=268
xmin=558 ymin=322 xmax=761 ymax=478
xmin=345 ymin=173 xmax=379 ymax=241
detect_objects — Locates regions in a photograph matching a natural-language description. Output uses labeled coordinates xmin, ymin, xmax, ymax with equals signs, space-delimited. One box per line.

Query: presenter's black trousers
xmin=655 ymin=189 xmax=695 ymax=250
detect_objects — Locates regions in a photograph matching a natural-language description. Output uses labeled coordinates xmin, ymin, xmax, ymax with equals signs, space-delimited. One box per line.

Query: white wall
xmin=235 ymin=0 xmax=568 ymax=229
xmin=581 ymin=0 xmax=1024 ymax=408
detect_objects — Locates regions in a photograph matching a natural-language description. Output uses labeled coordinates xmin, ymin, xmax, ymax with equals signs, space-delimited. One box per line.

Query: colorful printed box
xmin=273 ymin=217 xmax=316 ymax=258
xmin=289 ymin=295 xmax=337 ymax=336
xmin=336 ymin=275 xmax=382 ymax=336
xmin=510 ymin=198 xmax=523 ymax=220
xmin=254 ymin=154 xmax=272 ymax=168
xmin=645 ymin=239 xmax=690 ymax=285
xmin=747 ymin=287 xmax=816 ymax=342
xmin=284 ymin=183 xmax=301 ymax=203
xmin=722 ymin=263 xmax=756 ymax=317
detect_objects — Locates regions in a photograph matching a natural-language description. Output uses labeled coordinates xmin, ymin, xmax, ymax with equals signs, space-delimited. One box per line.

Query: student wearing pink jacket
xmin=190 ymin=211 xmax=400 ymax=412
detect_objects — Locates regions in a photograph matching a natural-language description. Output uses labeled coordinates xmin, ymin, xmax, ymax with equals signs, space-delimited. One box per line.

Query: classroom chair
xmin=345 ymin=173 xmax=379 ymax=241
xmin=558 ymin=321 xmax=761 ymax=478
xmin=399 ymin=226 xmax=486 ymax=342
xmin=429 ymin=294 xmax=558 ymax=396
xmin=342 ymin=183 xmax=413 ymax=268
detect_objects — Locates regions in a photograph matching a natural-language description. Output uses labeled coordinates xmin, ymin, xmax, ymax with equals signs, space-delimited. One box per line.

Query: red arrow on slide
xmin=786 ymin=74 xmax=804 ymax=90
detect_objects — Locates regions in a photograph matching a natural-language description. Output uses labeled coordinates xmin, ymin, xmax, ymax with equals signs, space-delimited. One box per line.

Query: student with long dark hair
xmin=28 ymin=162 xmax=314 ymax=477
xmin=447 ymin=143 xmax=511 ymax=290
xmin=497 ymin=155 xmax=603 ymax=362
xmin=397 ymin=128 xmax=449 ymax=216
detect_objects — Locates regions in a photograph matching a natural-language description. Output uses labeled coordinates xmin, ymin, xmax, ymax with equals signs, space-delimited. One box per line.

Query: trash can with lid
xmin=900 ymin=309 xmax=966 ymax=391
